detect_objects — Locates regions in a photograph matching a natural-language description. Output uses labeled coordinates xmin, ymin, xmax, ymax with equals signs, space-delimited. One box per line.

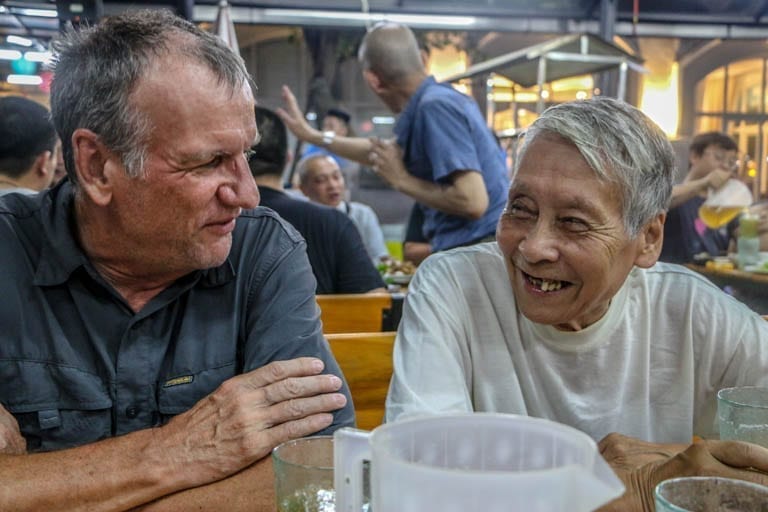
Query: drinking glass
xmin=272 ymin=435 xmax=335 ymax=512
xmin=655 ymin=476 xmax=768 ymax=511
xmin=717 ymin=386 xmax=768 ymax=447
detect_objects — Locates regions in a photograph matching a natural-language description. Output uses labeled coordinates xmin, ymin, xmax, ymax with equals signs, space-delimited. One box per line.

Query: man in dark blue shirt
xmin=249 ymin=106 xmax=385 ymax=294
xmin=0 ymin=10 xmax=352 ymax=511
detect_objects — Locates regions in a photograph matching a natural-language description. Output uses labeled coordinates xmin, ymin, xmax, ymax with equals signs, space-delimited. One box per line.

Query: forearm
xmin=0 ymin=428 xmax=188 ymax=512
xmin=395 ymin=172 xmax=488 ymax=219
xmin=670 ymin=178 xmax=707 ymax=208
xmin=134 ymin=457 xmax=275 ymax=512
xmin=304 ymin=130 xmax=373 ymax=165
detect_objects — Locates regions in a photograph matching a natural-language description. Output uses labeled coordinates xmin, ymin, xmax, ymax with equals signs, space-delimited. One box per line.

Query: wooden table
xmin=684 ymin=263 xmax=768 ymax=314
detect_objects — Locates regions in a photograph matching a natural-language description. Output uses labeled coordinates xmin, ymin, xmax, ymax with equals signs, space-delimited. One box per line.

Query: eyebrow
xmin=509 ymin=182 xmax=606 ymax=218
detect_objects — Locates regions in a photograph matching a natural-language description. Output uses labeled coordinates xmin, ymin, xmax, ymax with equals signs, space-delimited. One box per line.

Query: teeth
xmin=528 ymin=275 xmax=563 ymax=292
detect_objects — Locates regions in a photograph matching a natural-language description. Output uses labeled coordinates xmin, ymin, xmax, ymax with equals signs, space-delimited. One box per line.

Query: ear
xmin=363 ymin=69 xmax=385 ymax=94
xmin=31 ymin=151 xmax=53 ymax=178
xmin=633 ymin=212 xmax=666 ymax=268
xmin=72 ymin=128 xmax=118 ymax=207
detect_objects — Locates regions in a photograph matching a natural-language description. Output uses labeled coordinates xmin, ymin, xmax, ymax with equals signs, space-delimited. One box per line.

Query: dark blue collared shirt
xmin=0 ymin=182 xmax=354 ymax=452
xmin=394 ymin=76 xmax=509 ymax=251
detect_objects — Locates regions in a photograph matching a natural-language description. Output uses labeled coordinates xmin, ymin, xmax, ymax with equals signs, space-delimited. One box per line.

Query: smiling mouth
xmin=522 ymin=271 xmax=572 ymax=292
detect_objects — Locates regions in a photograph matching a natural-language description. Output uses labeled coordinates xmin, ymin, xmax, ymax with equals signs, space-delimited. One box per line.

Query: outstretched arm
xmin=277 ymin=86 xmax=374 ymax=165
xmin=0 ymin=358 xmax=345 ymax=512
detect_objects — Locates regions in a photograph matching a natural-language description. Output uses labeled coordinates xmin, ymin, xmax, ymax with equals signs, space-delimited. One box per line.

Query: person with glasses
xmin=659 ymin=131 xmax=742 ymax=263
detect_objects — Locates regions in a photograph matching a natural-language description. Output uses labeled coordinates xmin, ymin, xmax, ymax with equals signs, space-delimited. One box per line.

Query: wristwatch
xmin=321 ymin=130 xmax=336 ymax=147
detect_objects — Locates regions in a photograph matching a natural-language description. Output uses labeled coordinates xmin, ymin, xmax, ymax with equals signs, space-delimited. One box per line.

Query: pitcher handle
xmin=334 ymin=427 xmax=371 ymax=512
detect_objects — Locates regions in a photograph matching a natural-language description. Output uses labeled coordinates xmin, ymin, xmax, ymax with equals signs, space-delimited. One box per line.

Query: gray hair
xmin=50 ymin=9 xmax=253 ymax=184
xmin=296 ymin=153 xmax=338 ymax=185
xmin=515 ymin=97 xmax=674 ymax=237
xmin=357 ymin=22 xmax=424 ymax=84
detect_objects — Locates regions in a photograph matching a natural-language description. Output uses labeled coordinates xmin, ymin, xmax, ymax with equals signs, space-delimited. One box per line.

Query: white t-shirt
xmin=386 ymin=242 xmax=768 ymax=443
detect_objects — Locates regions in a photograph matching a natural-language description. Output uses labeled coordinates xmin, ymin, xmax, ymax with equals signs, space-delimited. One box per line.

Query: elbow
xmin=461 ymin=197 xmax=488 ymax=220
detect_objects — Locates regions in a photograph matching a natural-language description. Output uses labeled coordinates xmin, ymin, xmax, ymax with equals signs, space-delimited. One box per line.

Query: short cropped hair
xmin=296 ymin=153 xmax=338 ymax=185
xmin=358 ymin=22 xmax=424 ymax=84
xmin=0 ymin=96 xmax=57 ymax=178
xmin=689 ymin=131 xmax=738 ymax=157
xmin=50 ymin=9 xmax=252 ymax=185
xmin=249 ymin=106 xmax=288 ymax=177
xmin=516 ymin=97 xmax=675 ymax=237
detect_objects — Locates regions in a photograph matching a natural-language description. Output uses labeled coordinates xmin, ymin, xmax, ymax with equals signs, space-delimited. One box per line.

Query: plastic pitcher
xmin=334 ymin=413 xmax=625 ymax=512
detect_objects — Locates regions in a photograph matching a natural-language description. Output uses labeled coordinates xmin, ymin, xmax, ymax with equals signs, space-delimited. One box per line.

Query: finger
xmin=705 ymin=439 xmax=768 ymax=473
xmin=244 ymin=358 xmax=325 ymax=389
xmin=261 ymin=413 xmax=336 ymax=450
xmin=262 ymin=374 xmax=342 ymax=404
xmin=267 ymin=393 xmax=347 ymax=426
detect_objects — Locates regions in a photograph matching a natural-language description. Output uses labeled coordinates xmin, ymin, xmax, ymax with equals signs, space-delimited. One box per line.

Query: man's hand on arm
xmin=369 ymin=138 xmax=489 ymax=219
xmin=0 ymin=403 xmax=25 ymax=455
xmin=0 ymin=357 xmax=346 ymax=512
xmin=597 ymin=434 xmax=768 ymax=512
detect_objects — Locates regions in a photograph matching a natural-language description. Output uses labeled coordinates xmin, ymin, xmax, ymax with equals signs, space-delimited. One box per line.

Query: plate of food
xmin=378 ymin=258 xmax=416 ymax=286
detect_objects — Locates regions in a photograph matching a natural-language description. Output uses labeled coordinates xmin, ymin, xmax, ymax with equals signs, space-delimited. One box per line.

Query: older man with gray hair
xmin=0 ymin=9 xmax=352 ymax=511
xmin=385 ymin=96 xmax=768 ymax=510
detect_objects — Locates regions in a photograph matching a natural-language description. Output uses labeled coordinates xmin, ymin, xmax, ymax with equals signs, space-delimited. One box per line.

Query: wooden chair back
xmin=326 ymin=331 xmax=396 ymax=430
xmin=316 ymin=293 xmax=392 ymax=334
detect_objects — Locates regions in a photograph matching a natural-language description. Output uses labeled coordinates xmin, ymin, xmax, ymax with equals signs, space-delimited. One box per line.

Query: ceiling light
xmin=16 ymin=8 xmax=58 ymax=18
xmin=7 ymin=74 xmax=43 ymax=85
xmin=7 ymin=35 xmax=33 ymax=47
xmin=0 ymin=49 xmax=23 ymax=60
xmin=262 ymin=9 xmax=476 ymax=28
xmin=24 ymin=51 xmax=53 ymax=63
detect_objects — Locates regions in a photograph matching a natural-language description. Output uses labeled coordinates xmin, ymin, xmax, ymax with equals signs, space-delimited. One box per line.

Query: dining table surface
xmin=684 ymin=263 xmax=768 ymax=314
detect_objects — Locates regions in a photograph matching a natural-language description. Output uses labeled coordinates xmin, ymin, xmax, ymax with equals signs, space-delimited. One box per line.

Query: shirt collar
xmin=33 ymin=180 xmax=236 ymax=288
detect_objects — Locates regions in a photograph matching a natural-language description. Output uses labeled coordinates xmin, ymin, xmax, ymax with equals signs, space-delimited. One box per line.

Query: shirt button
xmin=125 ymin=406 xmax=139 ymax=419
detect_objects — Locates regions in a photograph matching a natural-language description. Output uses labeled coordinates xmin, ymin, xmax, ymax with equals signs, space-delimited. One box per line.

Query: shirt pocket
xmin=0 ymin=360 xmax=112 ymax=452
xmin=156 ymin=362 xmax=236 ymax=422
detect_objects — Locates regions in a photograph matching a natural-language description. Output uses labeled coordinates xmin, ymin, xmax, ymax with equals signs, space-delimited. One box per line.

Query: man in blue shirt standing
xmin=279 ymin=22 xmax=509 ymax=252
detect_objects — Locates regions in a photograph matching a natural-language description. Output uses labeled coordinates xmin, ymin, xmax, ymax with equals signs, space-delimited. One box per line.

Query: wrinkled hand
xmin=598 ymin=438 xmax=768 ymax=512
xmin=160 ymin=357 xmax=346 ymax=487
xmin=275 ymin=85 xmax=317 ymax=142
xmin=599 ymin=432 xmax=685 ymax=471
xmin=369 ymin=137 xmax=408 ymax=188
xmin=0 ymin=402 xmax=25 ymax=455
xmin=706 ymin=168 xmax=734 ymax=191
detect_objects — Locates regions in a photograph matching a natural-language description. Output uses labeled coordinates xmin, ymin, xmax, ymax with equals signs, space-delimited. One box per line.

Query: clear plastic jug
xmin=334 ymin=413 xmax=624 ymax=512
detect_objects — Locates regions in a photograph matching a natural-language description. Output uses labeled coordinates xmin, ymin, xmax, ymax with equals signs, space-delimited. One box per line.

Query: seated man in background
xmin=249 ymin=106 xmax=386 ymax=294
xmin=660 ymin=132 xmax=741 ymax=263
xmin=0 ymin=10 xmax=353 ymax=511
xmin=0 ymin=96 xmax=59 ymax=196
xmin=385 ymin=97 xmax=768 ymax=511
xmin=297 ymin=153 xmax=390 ymax=263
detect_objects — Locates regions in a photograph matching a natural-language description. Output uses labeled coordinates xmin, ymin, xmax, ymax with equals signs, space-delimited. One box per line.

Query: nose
xmin=217 ymin=154 xmax=260 ymax=210
xmin=517 ymin=221 xmax=559 ymax=263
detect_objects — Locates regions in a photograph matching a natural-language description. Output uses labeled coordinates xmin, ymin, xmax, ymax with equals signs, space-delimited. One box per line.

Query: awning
xmin=445 ymin=33 xmax=646 ymax=110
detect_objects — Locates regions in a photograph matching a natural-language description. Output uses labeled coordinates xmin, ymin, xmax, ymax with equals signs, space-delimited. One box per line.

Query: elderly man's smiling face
xmin=497 ymin=133 xmax=658 ymax=331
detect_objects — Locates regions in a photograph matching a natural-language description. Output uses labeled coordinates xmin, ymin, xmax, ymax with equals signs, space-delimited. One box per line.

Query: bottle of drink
xmin=737 ymin=210 xmax=760 ymax=269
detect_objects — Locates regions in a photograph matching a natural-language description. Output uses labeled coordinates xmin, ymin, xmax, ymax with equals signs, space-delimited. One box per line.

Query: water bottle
xmin=737 ymin=211 xmax=760 ymax=269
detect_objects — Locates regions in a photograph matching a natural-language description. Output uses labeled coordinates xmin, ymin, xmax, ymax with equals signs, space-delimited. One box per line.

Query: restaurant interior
xmin=2 ymin=3 xmax=768 ymax=509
